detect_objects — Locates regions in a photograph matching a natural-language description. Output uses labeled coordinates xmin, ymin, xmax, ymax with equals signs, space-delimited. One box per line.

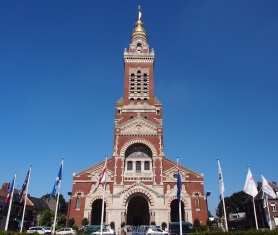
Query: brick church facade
xmin=69 ymin=7 xmax=208 ymax=229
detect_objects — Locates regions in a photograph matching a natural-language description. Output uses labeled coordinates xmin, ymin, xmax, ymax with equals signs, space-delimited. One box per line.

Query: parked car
xmin=168 ymin=222 xmax=196 ymax=235
xmin=43 ymin=227 xmax=52 ymax=234
xmin=27 ymin=227 xmax=46 ymax=234
xmin=132 ymin=226 xmax=151 ymax=235
xmin=92 ymin=228 xmax=114 ymax=235
xmin=78 ymin=225 xmax=101 ymax=234
xmin=56 ymin=228 xmax=77 ymax=235
xmin=146 ymin=227 xmax=169 ymax=235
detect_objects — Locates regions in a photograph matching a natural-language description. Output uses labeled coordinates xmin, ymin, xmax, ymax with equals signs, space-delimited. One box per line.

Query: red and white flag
xmin=261 ymin=174 xmax=276 ymax=198
xmin=90 ymin=161 xmax=107 ymax=194
xmin=243 ymin=167 xmax=258 ymax=197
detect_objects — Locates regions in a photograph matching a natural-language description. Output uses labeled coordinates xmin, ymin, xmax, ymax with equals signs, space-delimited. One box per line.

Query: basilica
xmin=69 ymin=7 xmax=208 ymax=229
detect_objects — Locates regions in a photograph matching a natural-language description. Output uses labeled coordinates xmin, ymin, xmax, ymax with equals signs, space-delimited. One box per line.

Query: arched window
xmin=131 ymin=73 xmax=135 ymax=81
xmin=143 ymin=73 xmax=147 ymax=81
xmin=76 ymin=195 xmax=81 ymax=210
xmin=137 ymin=43 xmax=142 ymax=52
xmin=130 ymin=98 xmax=134 ymax=105
xmin=137 ymin=70 xmax=141 ymax=78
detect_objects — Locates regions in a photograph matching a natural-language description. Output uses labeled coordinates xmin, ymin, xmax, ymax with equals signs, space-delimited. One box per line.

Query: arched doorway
xmin=170 ymin=199 xmax=185 ymax=222
xmin=91 ymin=199 xmax=106 ymax=225
xmin=127 ymin=194 xmax=149 ymax=226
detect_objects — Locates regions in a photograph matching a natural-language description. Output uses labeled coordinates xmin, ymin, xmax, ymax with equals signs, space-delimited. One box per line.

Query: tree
xmin=41 ymin=193 xmax=68 ymax=228
xmin=216 ymin=191 xmax=249 ymax=218
xmin=161 ymin=222 xmax=167 ymax=231
xmin=120 ymin=222 xmax=125 ymax=228
xmin=69 ymin=218 xmax=75 ymax=228
xmin=193 ymin=218 xmax=201 ymax=228
xmin=110 ymin=221 xmax=115 ymax=230
xmin=82 ymin=218 xmax=89 ymax=227
xmin=41 ymin=193 xmax=68 ymax=214
xmin=39 ymin=210 xmax=54 ymax=227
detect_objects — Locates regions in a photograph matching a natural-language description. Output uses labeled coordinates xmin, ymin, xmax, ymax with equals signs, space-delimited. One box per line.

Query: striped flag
xmin=90 ymin=160 xmax=107 ymax=194
xmin=3 ymin=176 xmax=15 ymax=212
xmin=19 ymin=169 xmax=30 ymax=202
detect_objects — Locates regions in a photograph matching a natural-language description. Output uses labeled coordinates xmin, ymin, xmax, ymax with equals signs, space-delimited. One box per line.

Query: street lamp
xmin=66 ymin=192 xmax=73 ymax=227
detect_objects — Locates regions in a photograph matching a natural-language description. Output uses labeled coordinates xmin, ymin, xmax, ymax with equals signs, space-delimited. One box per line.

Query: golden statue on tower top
xmin=138 ymin=5 xmax=142 ymax=21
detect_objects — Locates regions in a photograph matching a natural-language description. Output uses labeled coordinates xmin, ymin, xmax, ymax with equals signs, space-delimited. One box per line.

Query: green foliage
xmin=39 ymin=210 xmax=54 ymax=226
xmin=69 ymin=218 xmax=75 ymax=227
xmin=161 ymin=222 xmax=167 ymax=230
xmin=197 ymin=225 xmax=207 ymax=232
xmin=217 ymin=191 xmax=248 ymax=218
xmin=150 ymin=221 xmax=156 ymax=225
xmin=193 ymin=218 xmax=201 ymax=228
xmin=57 ymin=213 xmax=67 ymax=228
xmin=206 ymin=218 xmax=213 ymax=229
xmin=110 ymin=221 xmax=115 ymax=230
xmin=41 ymin=193 xmax=68 ymax=214
xmin=121 ymin=222 xmax=126 ymax=228
xmin=82 ymin=218 xmax=89 ymax=227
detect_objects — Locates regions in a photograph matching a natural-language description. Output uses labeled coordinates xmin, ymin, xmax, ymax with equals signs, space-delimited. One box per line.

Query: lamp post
xmin=206 ymin=192 xmax=211 ymax=232
xmin=206 ymin=192 xmax=211 ymax=219
xmin=66 ymin=192 xmax=72 ymax=227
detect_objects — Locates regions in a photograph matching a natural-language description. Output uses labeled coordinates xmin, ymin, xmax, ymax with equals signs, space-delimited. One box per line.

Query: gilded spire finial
xmin=131 ymin=6 xmax=147 ymax=40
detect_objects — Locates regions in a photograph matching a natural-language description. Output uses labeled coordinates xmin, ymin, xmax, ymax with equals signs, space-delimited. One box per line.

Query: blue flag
xmin=177 ymin=164 xmax=181 ymax=201
xmin=50 ymin=162 xmax=63 ymax=199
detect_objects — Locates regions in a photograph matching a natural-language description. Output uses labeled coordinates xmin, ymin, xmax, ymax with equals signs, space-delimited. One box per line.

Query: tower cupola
xmin=131 ymin=6 xmax=147 ymax=43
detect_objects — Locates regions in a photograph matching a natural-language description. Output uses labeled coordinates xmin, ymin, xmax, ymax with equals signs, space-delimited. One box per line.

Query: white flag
xmin=218 ymin=159 xmax=224 ymax=195
xmin=90 ymin=160 xmax=107 ymax=194
xmin=243 ymin=167 xmax=258 ymax=197
xmin=261 ymin=174 xmax=276 ymax=198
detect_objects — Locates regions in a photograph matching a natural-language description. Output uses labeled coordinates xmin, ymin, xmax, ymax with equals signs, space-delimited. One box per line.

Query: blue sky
xmin=1 ymin=1 xmax=278 ymax=216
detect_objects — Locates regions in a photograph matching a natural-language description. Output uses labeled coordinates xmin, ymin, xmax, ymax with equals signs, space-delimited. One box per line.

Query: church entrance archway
xmin=170 ymin=199 xmax=185 ymax=222
xmin=127 ymin=195 xmax=149 ymax=226
xmin=91 ymin=199 xmax=106 ymax=225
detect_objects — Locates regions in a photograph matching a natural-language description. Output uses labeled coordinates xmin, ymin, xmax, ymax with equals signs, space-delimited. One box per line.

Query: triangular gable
xmin=163 ymin=157 xmax=204 ymax=178
xmin=118 ymin=116 xmax=160 ymax=135
xmin=114 ymin=181 xmax=164 ymax=197
xmin=74 ymin=158 xmax=113 ymax=177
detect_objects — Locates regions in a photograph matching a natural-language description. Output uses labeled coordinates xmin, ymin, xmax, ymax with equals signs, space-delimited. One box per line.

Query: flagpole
xmin=264 ymin=193 xmax=272 ymax=229
xmin=261 ymin=173 xmax=273 ymax=230
xmin=5 ymin=172 xmax=17 ymax=231
xmin=243 ymin=165 xmax=259 ymax=230
xmin=20 ymin=165 xmax=32 ymax=233
xmin=100 ymin=157 xmax=107 ymax=235
xmin=217 ymin=159 xmax=228 ymax=231
xmin=221 ymin=194 xmax=228 ymax=231
xmin=177 ymin=157 xmax=182 ymax=235
xmin=53 ymin=158 xmax=64 ymax=234
xmin=252 ymin=196 xmax=258 ymax=229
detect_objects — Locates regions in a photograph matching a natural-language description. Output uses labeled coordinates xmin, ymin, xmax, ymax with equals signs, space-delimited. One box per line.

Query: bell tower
xmin=113 ymin=6 xmax=164 ymax=186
